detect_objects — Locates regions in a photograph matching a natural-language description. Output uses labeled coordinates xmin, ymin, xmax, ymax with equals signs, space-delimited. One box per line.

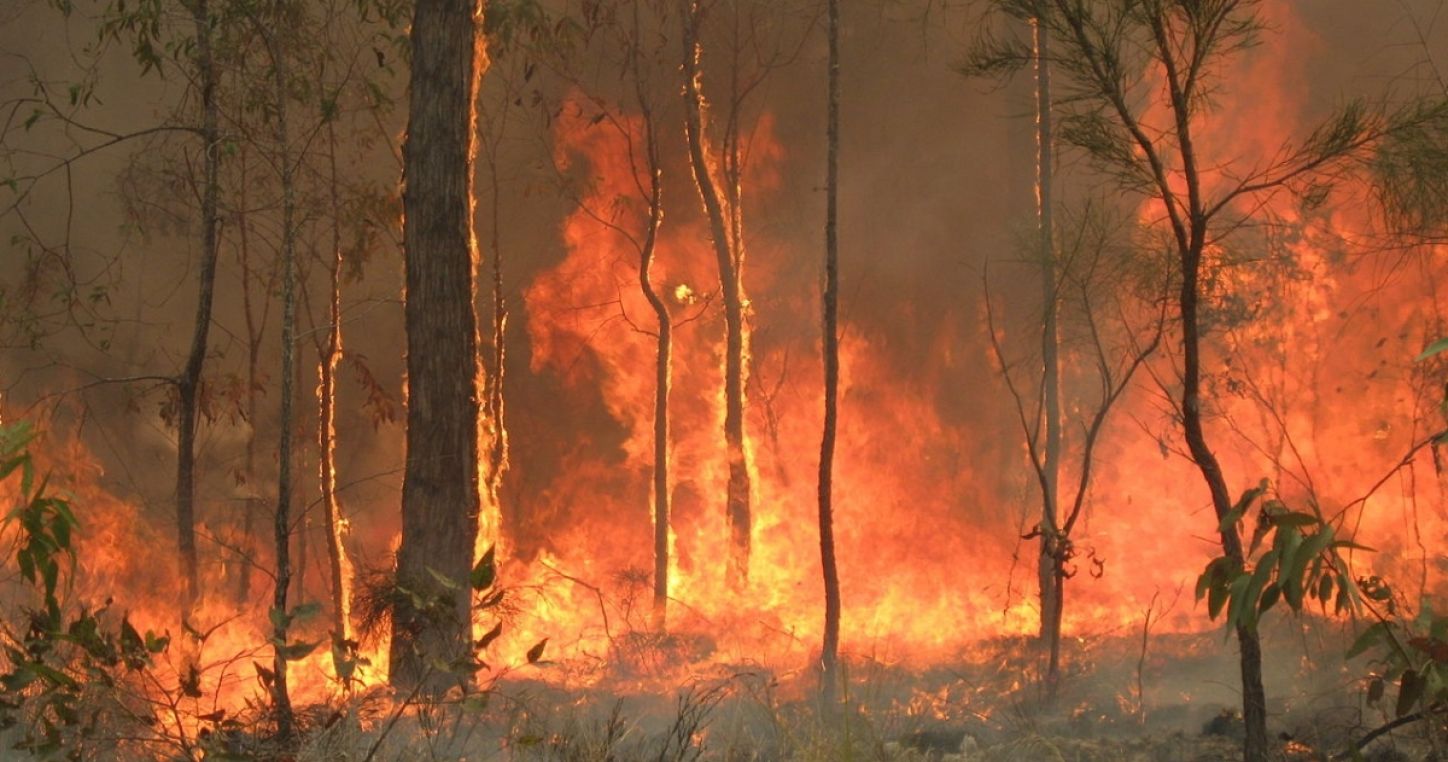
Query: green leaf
xmin=471 ymin=545 xmax=497 ymax=591
xmin=1316 ymin=573 xmax=1334 ymax=606
xmin=1416 ymin=337 xmax=1448 ymax=360
xmin=427 ymin=566 xmax=461 ymax=592
xmin=290 ymin=602 xmax=323 ymax=622
xmin=1367 ymin=676 xmax=1384 ymax=704
xmin=2 ymin=664 xmax=37 ymax=693
xmin=16 ymin=548 xmax=34 ymax=584
xmin=145 ymin=632 xmax=170 ymax=654
xmin=1207 ymin=571 xmax=1232 ymax=619
xmin=1270 ymin=511 xmax=1320 ymax=528
xmin=269 ymin=607 xmax=291 ymax=632
xmin=1286 ymin=529 xmax=1335 ymax=608
xmin=277 ymin=640 xmax=322 ymax=661
xmin=478 ymin=588 xmax=506 ymax=609
xmin=1225 ymin=571 xmax=1253 ymax=631
xmin=1258 ymin=582 xmax=1281 ymax=614
xmin=474 ymin=621 xmax=503 ymax=651
xmin=1347 ymin=621 xmax=1390 ymax=659
xmin=27 ymin=662 xmax=77 ymax=689
xmin=1396 ymin=668 xmax=1424 ymax=717
xmin=1218 ymin=505 xmax=1248 ymax=535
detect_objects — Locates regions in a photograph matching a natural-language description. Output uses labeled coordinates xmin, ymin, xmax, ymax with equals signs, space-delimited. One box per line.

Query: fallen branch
xmin=1332 ymin=705 xmax=1441 ymax=761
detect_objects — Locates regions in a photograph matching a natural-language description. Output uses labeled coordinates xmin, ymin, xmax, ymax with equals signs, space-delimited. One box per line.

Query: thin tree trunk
xmin=261 ymin=17 xmax=297 ymax=738
xmin=1153 ymin=11 xmax=1270 ymax=750
xmin=638 ymin=106 xmax=670 ymax=633
xmin=483 ymin=153 xmax=508 ymax=542
xmin=681 ymin=0 xmax=752 ymax=587
xmin=1181 ymin=242 xmax=1269 ymax=760
xmin=320 ymin=119 xmax=354 ymax=651
xmin=389 ymin=0 xmax=485 ymax=695
xmin=629 ymin=5 xmax=672 ymax=631
xmin=176 ymin=0 xmax=221 ymax=624
xmin=817 ymin=0 xmax=842 ymax=706
xmin=1034 ymin=11 xmax=1064 ymax=697
xmin=236 ymin=141 xmax=260 ymax=606
xmin=479 ymin=105 xmax=507 ymax=558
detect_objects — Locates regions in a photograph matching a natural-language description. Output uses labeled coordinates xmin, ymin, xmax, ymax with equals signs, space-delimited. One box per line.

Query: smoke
xmin=0 ymin=0 xmax=1445 ymax=675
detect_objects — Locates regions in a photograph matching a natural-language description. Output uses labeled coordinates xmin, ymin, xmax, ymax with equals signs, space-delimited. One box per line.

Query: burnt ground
xmin=307 ymin=615 xmax=1445 ymax=761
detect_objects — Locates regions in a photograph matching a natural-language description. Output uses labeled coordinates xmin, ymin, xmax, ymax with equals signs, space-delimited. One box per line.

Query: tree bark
xmin=1157 ymin=11 xmax=1269 ymax=750
xmin=175 ymin=0 xmax=221 ymax=626
xmin=1181 ymin=241 xmax=1269 ymax=760
xmin=259 ymin=15 xmax=297 ymax=738
xmin=1033 ymin=11 xmax=1064 ymax=698
xmin=389 ymin=0 xmax=485 ymax=695
xmin=681 ymin=0 xmax=752 ymax=587
xmin=627 ymin=5 xmax=672 ymax=630
xmin=817 ymin=0 xmax=842 ymax=705
xmin=236 ymin=140 xmax=261 ymax=607
xmin=320 ymin=120 xmax=354 ymax=651
xmin=638 ymin=103 xmax=670 ymax=633
xmin=483 ymin=151 xmax=508 ymax=543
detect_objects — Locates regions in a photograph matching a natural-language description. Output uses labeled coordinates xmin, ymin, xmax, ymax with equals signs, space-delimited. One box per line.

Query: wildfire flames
xmin=1 ymin=0 xmax=1446 ymax=748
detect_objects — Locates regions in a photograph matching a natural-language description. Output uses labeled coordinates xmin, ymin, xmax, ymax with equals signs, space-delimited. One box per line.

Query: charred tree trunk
xmin=817 ymin=0 xmax=842 ymax=705
xmin=389 ymin=0 xmax=485 ymax=694
xmin=1034 ymin=12 xmax=1064 ymax=697
xmin=681 ymin=0 xmax=752 ymax=587
xmin=175 ymin=0 xmax=221 ymax=624
xmin=320 ymin=120 xmax=354 ymax=651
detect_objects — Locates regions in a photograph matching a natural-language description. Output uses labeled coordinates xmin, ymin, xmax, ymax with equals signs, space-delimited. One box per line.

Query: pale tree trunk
xmin=389 ymin=0 xmax=485 ymax=695
xmin=258 ymin=17 xmax=297 ymax=737
xmin=681 ymin=0 xmax=752 ymax=587
xmin=1033 ymin=12 xmax=1064 ymax=698
xmin=817 ymin=0 xmax=842 ymax=706
xmin=320 ymin=120 xmax=354 ymax=651
xmin=176 ymin=0 xmax=221 ymax=624
xmin=235 ymin=141 xmax=263 ymax=606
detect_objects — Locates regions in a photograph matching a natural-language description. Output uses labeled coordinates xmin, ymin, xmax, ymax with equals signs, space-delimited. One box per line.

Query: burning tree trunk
xmin=319 ymin=119 xmax=354 ymax=655
xmin=389 ymin=0 xmax=486 ymax=694
xmin=482 ymin=162 xmax=508 ymax=542
xmin=174 ymin=0 xmax=221 ymax=624
xmin=817 ymin=0 xmax=842 ymax=705
xmin=626 ymin=5 xmax=673 ymax=631
xmin=681 ymin=0 xmax=753 ymax=587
